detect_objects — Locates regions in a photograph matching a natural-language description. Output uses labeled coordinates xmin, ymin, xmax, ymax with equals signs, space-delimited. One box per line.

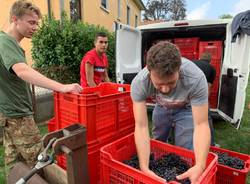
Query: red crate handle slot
xmin=207 ymin=42 xmax=215 ymax=46
xmin=63 ymin=95 xmax=74 ymax=102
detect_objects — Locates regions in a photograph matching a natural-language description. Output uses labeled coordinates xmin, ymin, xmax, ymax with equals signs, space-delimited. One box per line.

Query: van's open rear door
xmin=218 ymin=22 xmax=250 ymax=129
xmin=115 ymin=23 xmax=142 ymax=84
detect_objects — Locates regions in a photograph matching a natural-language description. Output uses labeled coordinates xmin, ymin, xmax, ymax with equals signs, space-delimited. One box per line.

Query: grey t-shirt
xmin=131 ymin=58 xmax=208 ymax=108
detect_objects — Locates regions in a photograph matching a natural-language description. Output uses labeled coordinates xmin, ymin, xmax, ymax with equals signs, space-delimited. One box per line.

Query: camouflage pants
xmin=0 ymin=113 xmax=42 ymax=171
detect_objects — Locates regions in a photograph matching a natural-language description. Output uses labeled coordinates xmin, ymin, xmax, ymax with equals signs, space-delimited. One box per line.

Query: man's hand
xmin=61 ymin=83 xmax=83 ymax=93
xmin=141 ymin=168 xmax=166 ymax=182
xmin=176 ymin=165 xmax=204 ymax=184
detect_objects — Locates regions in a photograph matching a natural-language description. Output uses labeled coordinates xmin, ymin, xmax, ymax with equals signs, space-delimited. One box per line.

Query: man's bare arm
xmin=177 ymin=104 xmax=210 ymax=183
xmin=133 ymin=101 xmax=165 ymax=181
xmin=103 ymin=68 xmax=110 ymax=82
xmin=85 ymin=62 xmax=96 ymax=87
xmin=12 ymin=63 xmax=82 ymax=93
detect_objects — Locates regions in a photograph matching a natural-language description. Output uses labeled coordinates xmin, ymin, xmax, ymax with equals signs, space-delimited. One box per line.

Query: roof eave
xmin=134 ymin=0 xmax=146 ymax=10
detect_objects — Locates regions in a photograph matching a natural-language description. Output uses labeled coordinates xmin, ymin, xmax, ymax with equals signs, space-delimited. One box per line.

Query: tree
xmin=169 ymin=0 xmax=186 ymax=21
xmin=219 ymin=14 xmax=233 ymax=19
xmin=144 ymin=0 xmax=186 ymax=21
xmin=144 ymin=0 xmax=169 ymax=20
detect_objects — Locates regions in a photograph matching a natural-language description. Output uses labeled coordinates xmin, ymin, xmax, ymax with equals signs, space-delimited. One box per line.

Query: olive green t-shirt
xmin=0 ymin=31 xmax=33 ymax=117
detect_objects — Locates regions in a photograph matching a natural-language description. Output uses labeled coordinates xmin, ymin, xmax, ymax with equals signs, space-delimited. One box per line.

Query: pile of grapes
xmin=123 ymin=153 xmax=191 ymax=184
xmin=213 ymin=151 xmax=245 ymax=170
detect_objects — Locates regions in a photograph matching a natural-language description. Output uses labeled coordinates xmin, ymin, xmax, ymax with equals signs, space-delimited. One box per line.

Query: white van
xmin=115 ymin=19 xmax=250 ymax=129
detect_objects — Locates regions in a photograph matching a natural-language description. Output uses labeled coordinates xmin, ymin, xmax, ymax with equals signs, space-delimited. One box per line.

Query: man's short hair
xmin=10 ymin=0 xmax=41 ymax=22
xmin=200 ymin=52 xmax=212 ymax=63
xmin=94 ymin=32 xmax=107 ymax=42
xmin=146 ymin=41 xmax=182 ymax=77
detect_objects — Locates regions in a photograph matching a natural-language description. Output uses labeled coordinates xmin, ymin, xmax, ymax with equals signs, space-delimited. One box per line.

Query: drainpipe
xmin=47 ymin=0 xmax=51 ymax=19
xmin=81 ymin=0 xmax=84 ymax=21
xmin=60 ymin=0 xmax=65 ymax=20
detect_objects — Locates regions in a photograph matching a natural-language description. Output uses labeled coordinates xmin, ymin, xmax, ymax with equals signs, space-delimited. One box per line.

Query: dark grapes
xmin=123 ymin=153 xmax=191 ymax=184
xmin=123 ymin=154 xmax=140 ymax=169
xmin=212 ymin=151 xmax=245 ymax=170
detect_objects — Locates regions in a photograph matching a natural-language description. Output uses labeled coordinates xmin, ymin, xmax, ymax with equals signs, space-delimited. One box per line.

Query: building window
xmin=127 ymin=6 xmax=130 ymax=25
xmin=135 ymin=15 xmax=138 ymax=27
xmin=70 ymin=0 xmax=81 ymax=22
xmin=117 ymin=0 xmax=121 ymax=19
xmin=101 ymin=0 xmax=108 ymax=9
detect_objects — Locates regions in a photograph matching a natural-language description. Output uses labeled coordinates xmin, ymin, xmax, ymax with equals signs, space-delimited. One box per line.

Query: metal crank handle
xmin=15 ymin=167 xmax=38 ymax=184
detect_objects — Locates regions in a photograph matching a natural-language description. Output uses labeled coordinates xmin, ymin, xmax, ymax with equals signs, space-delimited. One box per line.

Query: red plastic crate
xmin=47 ymin=117 xmax=56 ymax=132
xmin=209 ymin=94 xmax=218 ymax=109
xmin=174 ymin=37 xmax=199 ymax=53
xmin=210 ymin=59 xmax=221 ymax=109
xmin=199 ymin=41 xmax=222 ymax=60
xmin=100 ymin=133 xmax=217 ymax=184
xmin=182 ymin=52 xmax=199 ymax=60
xmin=210 ymin=146 xmax=250 ymax=184
xmin=54 ymin=82 xmax=135 ymax=144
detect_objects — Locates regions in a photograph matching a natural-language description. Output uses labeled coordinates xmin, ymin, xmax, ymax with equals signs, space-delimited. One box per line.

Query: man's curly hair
xmin=146 ymin=41 xmax=181 ymax=77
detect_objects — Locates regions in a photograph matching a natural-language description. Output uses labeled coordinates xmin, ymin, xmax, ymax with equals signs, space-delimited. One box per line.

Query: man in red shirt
xmin=80 ymin=32 xmax=110 ymax=87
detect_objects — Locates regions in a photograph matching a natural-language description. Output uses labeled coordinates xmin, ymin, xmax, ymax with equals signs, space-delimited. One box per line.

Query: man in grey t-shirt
xmin=131 ymin=42 xmax=210 ymax=183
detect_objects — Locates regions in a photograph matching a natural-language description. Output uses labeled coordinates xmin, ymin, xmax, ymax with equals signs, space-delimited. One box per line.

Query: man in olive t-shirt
xmin=0 ymin=30 xmax=42 ymax=169
xmin=0 ymin=31 xmax=33 ymax=117
xmin=0 ymin=0 xmax=83 ymax=173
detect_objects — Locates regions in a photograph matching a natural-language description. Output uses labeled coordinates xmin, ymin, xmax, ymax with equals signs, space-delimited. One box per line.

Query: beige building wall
xmin=128 ymin=0 xmax=142 ymax=27
xmin=84 ymin=0 xmax=142 ymax=31
xmin=50 ymin=0 xmax=61 ymax=20
xmin=84 ymin=1 xmax=115 ymax=30
xmin=64 ymin=0 xmax=71 ymax=17
xmin=0 ymin=0 xmax=144 ymax=65
xmin=0 ymin=1 xmax=13 ymax=31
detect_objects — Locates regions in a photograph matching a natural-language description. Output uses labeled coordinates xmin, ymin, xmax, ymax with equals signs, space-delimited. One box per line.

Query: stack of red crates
xmin=48 ymin=82 xmax=135 ymax=184
xmin=100 ymin=133 xmax=218 ymax=184
xmin=174 ymin=37 xmax=199 ymax=60
xmin=199 ymin=41 xmax=223 ymax=109
xmin=210 ymin=146 xmax=250 ymax=184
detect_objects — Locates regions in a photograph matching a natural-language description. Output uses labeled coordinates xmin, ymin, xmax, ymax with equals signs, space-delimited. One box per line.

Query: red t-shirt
xmin=80 ymin=48 xmax=109 ymax=87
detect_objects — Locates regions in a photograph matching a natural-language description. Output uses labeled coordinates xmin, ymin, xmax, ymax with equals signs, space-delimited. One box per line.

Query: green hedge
xmin=31 ymin=15 xmax=115 ymax=83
